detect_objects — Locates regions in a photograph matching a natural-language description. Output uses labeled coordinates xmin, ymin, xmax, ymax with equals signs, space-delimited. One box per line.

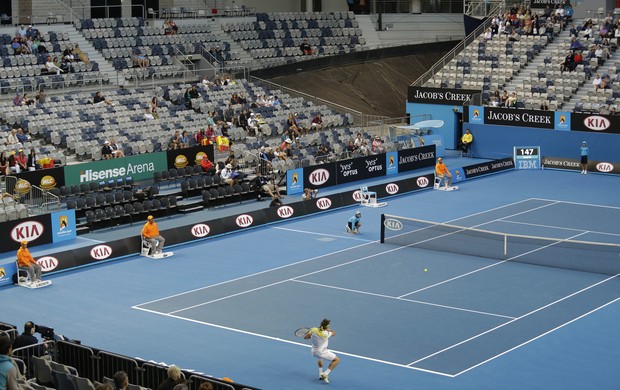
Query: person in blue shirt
xmin=580 ymin=141 xmax=589 ymax=174
xmin=346 ymin=211 xmax=362 ymax=234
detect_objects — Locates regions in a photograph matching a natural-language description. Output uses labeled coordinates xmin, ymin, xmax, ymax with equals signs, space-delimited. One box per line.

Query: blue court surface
xmin=2 ymin=168 xmax=620 ymax=390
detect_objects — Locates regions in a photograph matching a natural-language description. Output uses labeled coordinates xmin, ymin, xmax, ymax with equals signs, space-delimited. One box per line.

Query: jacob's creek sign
xmin=530 ymin=0 xmax=566 ymax=8
xmin=484 ymin=107 xmax=554 ymax=129
xmin=64 ymin=152 xmax=168 ymax=185
xmin=407 ymin=87 xmax=479 ymax=105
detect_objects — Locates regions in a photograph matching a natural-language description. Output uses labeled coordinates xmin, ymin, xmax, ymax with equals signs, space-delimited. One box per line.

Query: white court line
xmin=131 ymin=305 xmax=455 ymax=378
xmin=407 ymin=268 xmax=620 ymax=367
xmin=452 ymin=294 xmax=620 ymax=377
xmin=272 ymin=226 xmax=376 ymax=242
xmin=530 ymin=198 xmax=620 ymax=211
xmin=77 ymin=236 xmax=104 ymax=243
xmin=498 ymin=219 xmax=620 ymax=238
xmin=291 ymin=279 xmax=515 ymax=320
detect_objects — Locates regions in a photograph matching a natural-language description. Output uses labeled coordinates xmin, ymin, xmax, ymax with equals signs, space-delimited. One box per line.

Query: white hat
xmin=225 ymin=164 xmax=232 ymax=169
xmin=260 ymin=146 xmax=265 ymax=151
xmin=285 ymin=138 xmax=292 ymax=143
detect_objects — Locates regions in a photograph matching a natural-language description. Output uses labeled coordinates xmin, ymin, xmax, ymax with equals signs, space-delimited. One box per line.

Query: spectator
xmin=169 ymin=131 xmax=182 ymax=150
xmin=371 ymin=136 xmax=384 ymax=154
xmin=27 ymin=149 xmax=39 ymax=171
xmin=300 ymin=39 xmax=314 ymax=55
xmin=93 ymin=91 xmax=114 ymax=105
xmin=253 ymin=171 xmax=281 ymax=202
xmin=102 ymin=141 xmax=113 ymax=160
xmin=311 ymin=113 xmax=323 ymax=131
xmin=302 ymin=188 xmax=319 ymax=200
xmin=73 ymin=44 xmax=90 ymax=64
xmin=200 ymin=155 xmax=215 ymax=175
xmin=45 ymin=55 xmax=63 ymax=75
xmin=506 ymin=92 xmax=518 ymax=108
xmin=150 ymin=97 xmax=159 ymax=119
xmin=12 ymin=321 xmax=39 ymax=350
xmin=0 ymin=333 xmax=21 ymax=390
xmin=7 ymin=129 xmax=18 ymax=145
xmin=219 ymin=163 xmax=236 ymax=186
xmin=113 ymin=371 xmax=128 ymax=390
xmin=180 ymin=131 xmax=190 ymax=148
xmin=131 ymin=49 xmax=149 ymax=68
xmin=540 ymin=101 xmax=549 ymax=110
xmin=15 ymin=149 xmax=27 ymax=172
xmin=109 ymin=138 xmax=125 ymax=158
xmin=593 ymin=73 xmax=602 ymax=90
xmin=8 ymin=151 xmax=19 ymax=174
xmin=157 ymin=366 xmax=185 ymax=390
xmin=35 ymin=88 xmax=46 ymax=104
xmin=353 ymin=132 xmax=364 ymax=148
xmin=0 ymin=151 xmax=8 ymax=175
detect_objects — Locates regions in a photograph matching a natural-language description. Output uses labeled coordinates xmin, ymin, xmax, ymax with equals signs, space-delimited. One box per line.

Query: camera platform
xmin=142 ymin=252 xmax=174 ymax=259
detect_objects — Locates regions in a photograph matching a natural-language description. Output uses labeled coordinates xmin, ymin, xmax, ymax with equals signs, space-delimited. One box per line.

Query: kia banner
xmin=462 ymin=158 xmax=515 ymax=179
xmin=303 ymin=163 xmax=338 ymax=189
xmin=336 ymin=154 xmax=387 ymax=184
xmin=303 ymin=195 xmax=344 ymax=214
xmin=0 ymin=214 xmax=53 ymax=253
xmin=570 ymin=113 xmax=620 ymax=134
xmin=397 ymin=145 xmax=436 ymax=172
xmin=263 ymin=202 xmax=309 ymax=221
xmin=542 ymin=156 xmax=620 ymax=175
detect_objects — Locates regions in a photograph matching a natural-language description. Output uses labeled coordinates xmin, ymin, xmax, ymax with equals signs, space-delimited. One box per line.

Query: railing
xmin=55 ymin=0 xmax=87 ymax=22
xmin=0 ymin=72 xmax=106 ymax=98
xmin=4 ymin=176 xmax=61 ymax=215
xmin=66 ymin=5 xmax=146 ymax=24
xmin=410 ymin=11 xmax=498 ymax=87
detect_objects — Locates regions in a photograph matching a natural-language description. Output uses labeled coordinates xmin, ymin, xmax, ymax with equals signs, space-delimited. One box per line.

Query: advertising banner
xmin=397 ymin=145 xmax=436 ymax=172
xmin=542 ymin=157 xmax=620 ymax=175
xmin=554 ymin=111 xmax=571 ymax=131
xmin=303 ymin=163 xmax=338 ymax=189
xmin=468 ymin=105 xmax=484 ymax=124
xmin=166 ymin=145 xmax=215 ymax=170
xmin=408 ymin=86 xmax=479 ymax=105
xmin=570 ymin=113 xmax=620 ymax=134
xmin=287 ymin=168 xmax=304 ymax=195
xmin=530 ymin=0 xmax=567 ymax=8
xmin=462 ymin=157 xmax=515 ymax=179
xmin=0 ymin=262 xmax=15 ymax=287
xmin=50 ymin=210 xmax=77 ymax=243
xmin=63 ymin=152 xmax=168 ymax=185
xmin=484 ymin=107 xmax=555 ymax=129
xmin=0 ymin=214 xmax=53 ymax=253
xmin=303 ymin=194 xmax=344 ymax=214
xmin=263 ymin=201 xmax=309 ymax=222
xmin=385 ymin=152 xmax=398 ymax=176
xmin=15 ymin=167 xmax=65 ymax=190
xmin=336 ymin=154 xmax=387 ymax=184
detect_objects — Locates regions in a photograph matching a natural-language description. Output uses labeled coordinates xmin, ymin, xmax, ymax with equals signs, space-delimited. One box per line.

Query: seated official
xmin=459 ymin=129 xmax=473 ymax=154
xmin=17 ymin=241 xmax=42 ymax=285
xmin=141 ymin=215 xmax=165 ymax=255
xmin=435 ymin=157 xmax=452 ymax=188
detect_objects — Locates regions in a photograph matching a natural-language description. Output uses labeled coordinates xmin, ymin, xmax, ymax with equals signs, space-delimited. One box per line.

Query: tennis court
xmin=2 ymin=168 xmax=620 ymax=390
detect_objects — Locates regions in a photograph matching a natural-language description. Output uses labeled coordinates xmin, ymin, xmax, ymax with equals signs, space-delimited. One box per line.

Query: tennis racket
xmin=294 ymin=327 xmax=311 ymax=338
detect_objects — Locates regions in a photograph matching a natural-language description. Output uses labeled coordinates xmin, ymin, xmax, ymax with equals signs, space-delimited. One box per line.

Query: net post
xmin=380 ymin=214 xmax=385 ymax=243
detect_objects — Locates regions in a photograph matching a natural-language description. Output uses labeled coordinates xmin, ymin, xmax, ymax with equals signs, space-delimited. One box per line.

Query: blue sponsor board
xmin=452 ymin=167 xmax=466 ymax=183
xmin=412 ymin=134 xmax=445 ymax=157
xmin=555 ymin=112 xmax=571 ymax=131
xmin=386 ymin=152 xmax=398 ymax=175
xmin=0 ymin=262 xmax=15 ymax=287
xmin=51 ymin=209 xmax=77 ymax=243
xmin=469 ymin=105 xmax=484 ymax=124
xmin=287 ymin=168 xmax=304 ymax=195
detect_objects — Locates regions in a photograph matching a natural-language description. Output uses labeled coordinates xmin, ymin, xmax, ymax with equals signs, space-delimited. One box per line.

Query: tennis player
xmin=346 ymin=211 xmax=362 ymax=234
xmin=304 ymin=319 xmax=340 ymax=384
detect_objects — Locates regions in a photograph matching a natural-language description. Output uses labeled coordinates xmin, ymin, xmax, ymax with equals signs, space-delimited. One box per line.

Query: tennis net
xmin=380 ymin=214 xmax=620 ymax=275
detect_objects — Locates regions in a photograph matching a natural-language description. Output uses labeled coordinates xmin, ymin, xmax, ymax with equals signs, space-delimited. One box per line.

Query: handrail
xmin=56 ymin=0 xmax=86 ymax=21
xmin=410 ymin=11 xmax=498 ymax=87
xmin=67 ymin=5 xmax=146 ymax=24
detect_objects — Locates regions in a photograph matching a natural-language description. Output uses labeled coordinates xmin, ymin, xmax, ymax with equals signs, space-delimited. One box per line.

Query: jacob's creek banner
xmin=0 ymin=157 xmax=515 ymax=287
xmin=408 ymin=86 xmax=479 ymax=105
xmin=530 ymin=0 xmax=566 ymax=8
xmin=166 ymin=145 xmax=215 ymax=169
xmin=64 ymin=152 xmax=168 ymax=185
xmin=462 ymin=157 xmax=515 ymax=179
xmin=542 ymin=157 xmax=620 ymax=175
xmin=484 ymin=107 xmax=555 ymax=129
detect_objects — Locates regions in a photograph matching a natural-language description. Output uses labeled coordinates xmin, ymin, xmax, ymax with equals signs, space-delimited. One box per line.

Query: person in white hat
xmin=580 ymin=141 xmax=589 ymax=174
xmin=220 ymin=163 xmax=235 ymax=186
xmin=101 ymin=141 xmax=113 ymax=160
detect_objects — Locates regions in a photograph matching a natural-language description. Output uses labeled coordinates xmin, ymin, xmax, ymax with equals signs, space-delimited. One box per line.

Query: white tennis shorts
xmin=312 ymin=348 xmax=336 ymax=362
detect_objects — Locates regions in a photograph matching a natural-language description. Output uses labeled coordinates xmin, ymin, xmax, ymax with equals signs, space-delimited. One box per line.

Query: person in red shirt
xmin=435 ymin=157 xmax=453 ymax=188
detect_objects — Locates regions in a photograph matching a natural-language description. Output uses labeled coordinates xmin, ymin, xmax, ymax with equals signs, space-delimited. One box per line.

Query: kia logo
xmin=385 ymin=183 xmax=399 ymax=194
xmin=316 ymin=197 xmax=332 ymax=210
xmin=277 ymin=206 xmax=294 ymax=218
xmin=90 ymin=244 xmax=112 ymax=260
xmin=596 ymin=162 xmax=614 ymax=172
xmin=584 ymin=116 xmax=610 ymax=131
xmin=352 ymin=191 xmax=363 ymax=201
xmin=191 ymin=223 xmax=211 ymax=237
xmin=236 ymin=214 xmax=253 ymax=227
xmin=383 ymin=219 xmax=404 ymax=231
xmin=11 ymin=221 xmax=44 ymax=242
xmin=417 ymin=177 xmax=429 ymax=187
xmin=37 ymin=256 xmax=59 ymax=272
xmin=309 ymin=169 xmax=329 ymax=185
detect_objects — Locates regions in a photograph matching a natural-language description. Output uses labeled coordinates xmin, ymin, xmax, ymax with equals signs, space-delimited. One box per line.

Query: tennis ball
xmin=424 ymin=268 xmax=428 ymax=272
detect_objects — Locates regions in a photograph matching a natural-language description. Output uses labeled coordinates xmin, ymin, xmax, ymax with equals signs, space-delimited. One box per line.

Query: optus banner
xmin=336 ymin=154 xmax=386 ymax=184
xmin=63 ymin=152 xmax=168 ymax=185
